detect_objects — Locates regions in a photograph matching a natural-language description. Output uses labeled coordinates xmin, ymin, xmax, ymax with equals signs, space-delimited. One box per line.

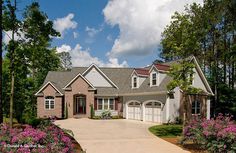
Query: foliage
xmin=101 ymin=110 xmax=111 ymax=119
xmin=0 ymin=121 xmax=75 ymax=153
xmin=183 ymin=114 xmax=236 ymax=152
xmin=2 ymin=1 xmax=62 ymax=123
xmin=149 ymin=124 xmax=183 ymax=137
xmin=24 ymin=117 xmax=43 ymax=127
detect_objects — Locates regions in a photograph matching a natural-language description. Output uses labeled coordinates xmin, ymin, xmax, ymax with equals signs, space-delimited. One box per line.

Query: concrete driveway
xmin=55 ymin=118 xmax=189 ymax=153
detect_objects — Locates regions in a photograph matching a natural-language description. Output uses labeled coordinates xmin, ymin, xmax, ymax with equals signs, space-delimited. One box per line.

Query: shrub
xmin=90 ymin=104 xmax=95 ymax=119
xmin=0 ymin=121 xmax=75 ymax=153
xmin=183 ymin=114 xmax=236 ymax=152
xmin=101 ymin=110 xmax=111 ymax=119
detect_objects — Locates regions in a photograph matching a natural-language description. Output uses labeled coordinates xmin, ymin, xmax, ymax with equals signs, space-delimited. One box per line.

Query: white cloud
xmin=103 ymin=0 xmax=203 ymax=57
xmin=56 ymin=44 xmax=71 ymax=53
xmin=85 ymin=26 xmax=102 ymax=38
xmin=53 ymin=13 xmax=78 ymax=37
xmin=73 ymin=32 xmax=79 ymax=38
xmin=56 ymin=44 xmax=128 ymax=67
xmin=3 ymin=30 xmax=24 ymax=44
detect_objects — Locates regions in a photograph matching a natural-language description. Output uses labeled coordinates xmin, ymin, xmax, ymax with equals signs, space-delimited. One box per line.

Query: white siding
xmin=159 ymin=72 xmax=166 ymax=85
xmin=84 ymin=67 xmax=112 ymax=87
xmin=192 ymin=68 xmax=207 ymax=92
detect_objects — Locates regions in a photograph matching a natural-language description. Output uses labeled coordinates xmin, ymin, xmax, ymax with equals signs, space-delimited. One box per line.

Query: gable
xmin=63 ymin=73 xmax=96 ymax=90
xmin=35 ymin=81 xmax=63 ymax=96
xmin=84 ymin=67 xmax=113 ymax=87
xmin=192 ymin=56 xmax=213 ymax=95
xmin=192 ymin=68 xmax=207 ymax=91
xmin=83 ymin=64 xmax=118 ymax=88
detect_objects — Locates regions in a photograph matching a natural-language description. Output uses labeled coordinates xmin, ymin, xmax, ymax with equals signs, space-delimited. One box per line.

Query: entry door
xmin=75 ymin=95 xmax=86 ymax=114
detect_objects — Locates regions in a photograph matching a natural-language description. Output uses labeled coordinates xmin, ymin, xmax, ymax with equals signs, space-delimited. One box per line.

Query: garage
xmin=144 ymin=102 xmax=161 ymax=123
xmin=127 ymin=102 xmax=141 ymax=120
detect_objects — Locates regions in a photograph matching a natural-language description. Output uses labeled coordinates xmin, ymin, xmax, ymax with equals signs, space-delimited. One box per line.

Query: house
xmin=35 ymin=56 xmax=213 ymax=123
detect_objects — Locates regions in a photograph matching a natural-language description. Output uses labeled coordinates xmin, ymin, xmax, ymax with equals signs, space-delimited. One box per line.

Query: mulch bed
xmin=162 ymin=137 xmax=207 ymax=153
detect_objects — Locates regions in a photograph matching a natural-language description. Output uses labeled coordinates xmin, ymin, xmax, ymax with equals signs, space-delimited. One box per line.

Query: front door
xmin=74 ymin=95 xmax=86 ymax=114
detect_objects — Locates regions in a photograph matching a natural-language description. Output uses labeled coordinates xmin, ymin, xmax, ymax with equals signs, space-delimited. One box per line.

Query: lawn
xmin=149 ymin=124 xmax=182 ymax=137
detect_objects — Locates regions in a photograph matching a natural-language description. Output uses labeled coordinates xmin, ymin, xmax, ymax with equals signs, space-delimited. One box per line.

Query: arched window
xmin=45 ymin=96 xmax=55 ymax=110
xmin=192 ymin=100 xmax=200 ymax=115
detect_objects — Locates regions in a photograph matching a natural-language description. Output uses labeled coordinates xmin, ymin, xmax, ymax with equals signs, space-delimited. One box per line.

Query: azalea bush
xmin=183 ymin=114 xmax=236 ymax=152
xmin=0 ymin=120 xmax=75 ymax=153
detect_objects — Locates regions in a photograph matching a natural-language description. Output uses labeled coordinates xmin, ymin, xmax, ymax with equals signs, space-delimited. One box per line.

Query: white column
xmin=166 ymin=97 xmax=170 ymax=122
xmin=142 ymin=103 xmax=145 ymax=122
xmin=207 ymin=99 xmax=210 ymax=119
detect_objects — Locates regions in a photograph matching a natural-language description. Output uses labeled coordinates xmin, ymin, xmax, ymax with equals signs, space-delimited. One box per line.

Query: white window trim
xmin=132 ymin=76 xmax=139 ymax=88
xmin=44 ymin=97 xmax=55 ymax=110
xmin=97 ymin=98 xmax=115 ymax=110
xmin=150 ymin=71 xmax=159 ymax=87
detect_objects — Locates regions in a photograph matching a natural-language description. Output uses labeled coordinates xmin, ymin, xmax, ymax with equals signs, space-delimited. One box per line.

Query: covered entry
xmin=127 ymin=101 xmax=141 ymax=120
xmin=74 ymin=94 xmax=86 ymax=114
xmin=144 ymin=101 xmax=162 ymax=123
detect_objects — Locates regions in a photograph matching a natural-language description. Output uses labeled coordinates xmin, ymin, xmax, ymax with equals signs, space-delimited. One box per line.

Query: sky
xmin=4 ymin=0 xmax=203 ymax=68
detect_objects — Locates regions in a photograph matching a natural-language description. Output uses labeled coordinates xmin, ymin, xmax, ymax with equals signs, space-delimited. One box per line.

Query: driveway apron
xmin=55 ymin=118 xmax=189 ymax=153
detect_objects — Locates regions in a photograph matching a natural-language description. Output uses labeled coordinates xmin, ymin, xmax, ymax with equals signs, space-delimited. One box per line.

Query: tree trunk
xmin=9 ymin=0 xmax=16 ymax=128
xmin=0 ymin=0 xmax=3 ymax=123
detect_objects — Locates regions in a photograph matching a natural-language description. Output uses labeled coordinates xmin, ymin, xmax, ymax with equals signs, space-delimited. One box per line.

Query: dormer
xmin=149 ymin=64 xmax=170 ymax=87
xmin=131 ymin=68 xmax=149 ymax=89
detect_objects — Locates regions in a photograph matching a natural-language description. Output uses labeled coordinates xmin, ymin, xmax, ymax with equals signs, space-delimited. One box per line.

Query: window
xmin=104 ymin=99 xmax=109 ymax=110
xmin=97 ymin=98 xmax=115 ymax=110
xmin=98 ymin=99 xmax=103 ymax=110
xmin=192 ymin=100 xmax=200 ymax=115
xmin=45 ymin=96 xmax=54 ymax=110
xmin=109 ymin=99 xmax=114 ymax=110
xmin=133 ymin=77 xmax=137 ymax=88
xmin=152 ymin=73 xmax=157 ymax=86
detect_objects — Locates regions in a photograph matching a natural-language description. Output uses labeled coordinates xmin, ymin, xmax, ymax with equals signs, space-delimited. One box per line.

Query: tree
xmin=2 ymin=1 xmax=61 ymax=124
xmin=20 ymin=2 xmax=60 ymax=118
xmin=58 ymin=51 xmax=72 ymax=70
xmin=2 ymin=0 xmax=21 ymax=128
xmin=0 ymin=0 xmax=3 ymax=123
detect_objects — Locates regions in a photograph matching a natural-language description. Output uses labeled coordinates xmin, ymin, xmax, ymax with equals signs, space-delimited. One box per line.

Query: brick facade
xmin=65 ymin=77 xmax=95 ymax=118
xmin=37 ymin=84 xmax=63 ymax=118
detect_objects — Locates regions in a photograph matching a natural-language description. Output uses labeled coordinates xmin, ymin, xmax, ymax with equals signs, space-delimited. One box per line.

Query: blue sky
xmin=7 ymin=0 xmax=202 ymax=67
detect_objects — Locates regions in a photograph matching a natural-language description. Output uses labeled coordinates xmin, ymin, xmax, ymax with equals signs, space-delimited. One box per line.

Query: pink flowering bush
xmin=0 ymin=120 xmax=75 ymax=153
xmin=183 ymin=114 xmax=236 ymax=152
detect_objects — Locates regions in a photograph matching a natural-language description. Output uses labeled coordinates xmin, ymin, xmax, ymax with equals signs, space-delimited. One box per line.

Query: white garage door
xmin=128 ymin=102 xmax=141 ymax=120
xmin=145 ymin=102 xmax=161 ymax=123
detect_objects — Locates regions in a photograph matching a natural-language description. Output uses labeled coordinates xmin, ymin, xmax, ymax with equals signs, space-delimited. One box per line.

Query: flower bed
xmin=0 ymin=120 xmax=76 ymax=153
xmin=183 ymin=114 xmax=236 ymax=152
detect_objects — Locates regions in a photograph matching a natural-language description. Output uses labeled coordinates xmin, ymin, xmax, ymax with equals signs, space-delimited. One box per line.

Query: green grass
xmin=149 ymin=124 xmax=183 ymax=138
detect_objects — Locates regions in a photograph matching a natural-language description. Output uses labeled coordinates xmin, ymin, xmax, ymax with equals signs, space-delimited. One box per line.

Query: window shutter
xmin=94 ymin=98 xmax=97 ymax=110
xmin=115 ymin=98 xmax=118 ymax=110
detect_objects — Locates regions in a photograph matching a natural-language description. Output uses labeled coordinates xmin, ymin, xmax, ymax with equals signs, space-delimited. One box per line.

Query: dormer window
xmin=152 ymin=73 xmax=157 ymax=86
xmin=150 ymin=72 xmax=158 ymax=86
xmin=133 ymin=77 xmax=137 ymax=88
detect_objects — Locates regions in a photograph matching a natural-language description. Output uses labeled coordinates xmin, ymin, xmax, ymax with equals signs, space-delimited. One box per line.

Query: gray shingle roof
xmin=40 ymin=65 xmax=172 ymax=96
